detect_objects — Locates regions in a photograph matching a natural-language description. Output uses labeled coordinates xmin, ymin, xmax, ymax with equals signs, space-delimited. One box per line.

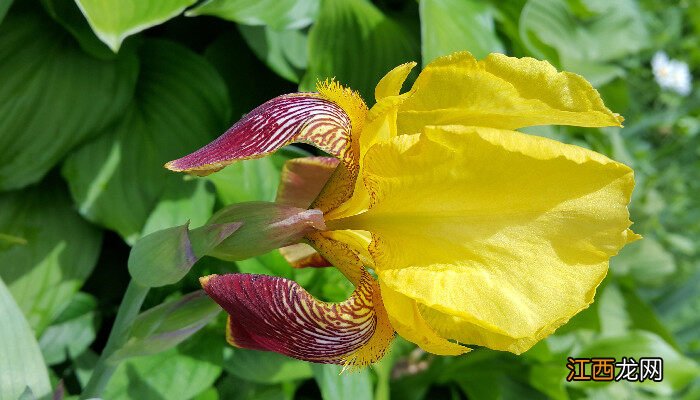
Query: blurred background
xmin=0 ymin=0 xmax=698 ymax=399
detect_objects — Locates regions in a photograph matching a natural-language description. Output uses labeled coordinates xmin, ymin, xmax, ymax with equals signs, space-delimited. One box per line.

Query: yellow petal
xmin=329 ymin=125 xmax=634 ymax=350
xmin=381 ymin=282 xmax=470 ymax=355
xmin=397 ymin=52 xmax=623 ymax=134
xmin=375 ymin=62 xmax=417 ymax=101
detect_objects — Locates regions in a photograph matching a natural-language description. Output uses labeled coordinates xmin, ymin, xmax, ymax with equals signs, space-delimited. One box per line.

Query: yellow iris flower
xmin=167 ymin=51 xmax=637 ymax=367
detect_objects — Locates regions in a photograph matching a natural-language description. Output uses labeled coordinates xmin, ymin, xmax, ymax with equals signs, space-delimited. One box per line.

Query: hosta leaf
xmin=239 ymin=25 xmax=307 ymax=83
xmin=63 ymin=39 xmax=230 ymax=243
xmin=300 ymin=0 xmax=420 ymax=103
xmin=103 ymin=329 xmax=223 ymax=400
xmin=0 ymin=0 xmax=11 ymax=24
xmin=419 ymin=0 xmax=504 ymax=64
xmin=0 ymin=10 xmax=138 ymax=191
xmin=223 ymin=348 xmax=313 ymax=384
xmin=0 ymin=180 xmax=102 ymax=335
xmin=207 ymin=158 xmax=280 ymax=205
xmin=187 ymin=0 xmax=319 ymax=30
xmin=38 ymin=292 xmax=98 ymax=365
xmin=41 ymin=0 xmax=115 ymax=59
xmin=74 ymin=0 xmax=198 ymax=52
xmin=312 ymin=364 xmax=373 ymax=400
xmin=0 ymin=276 xmax=51 ymax=400
xmin=519 ymin=0 xmax=648 ymax=85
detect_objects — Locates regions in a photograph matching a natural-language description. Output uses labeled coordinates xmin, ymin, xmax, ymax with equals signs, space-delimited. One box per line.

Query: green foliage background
xmin=1 ymin=0 xmax=699 ymax=399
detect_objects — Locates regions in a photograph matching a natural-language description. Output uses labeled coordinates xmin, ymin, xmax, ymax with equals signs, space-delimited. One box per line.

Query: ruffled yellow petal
xmin=375 ymin=62 xmax=416 ymax=101
xmin=328 ymin=125 xmax=634 ymax=351
xmin=397 ymin=52 xmax=623 ymax=134
xmin=381 ymin=282 xmax=470 ymax=355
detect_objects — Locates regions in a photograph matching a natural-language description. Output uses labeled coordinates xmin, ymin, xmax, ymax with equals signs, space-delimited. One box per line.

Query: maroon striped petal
xmin=165 ymin=94 xmax=352 ymax=176
xmin=200 ymin=270 xmax=394 ymax=366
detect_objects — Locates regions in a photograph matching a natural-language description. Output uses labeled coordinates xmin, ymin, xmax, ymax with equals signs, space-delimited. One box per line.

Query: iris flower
xmin=166 ymin=52 xmax=638 ymax=367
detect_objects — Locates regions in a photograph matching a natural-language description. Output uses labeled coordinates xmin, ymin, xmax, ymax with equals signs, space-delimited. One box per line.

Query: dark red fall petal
xmin=200 ymin=271 xmax=390 ymax=365
xmin=165 ymin=94 xmax=352 ymax=176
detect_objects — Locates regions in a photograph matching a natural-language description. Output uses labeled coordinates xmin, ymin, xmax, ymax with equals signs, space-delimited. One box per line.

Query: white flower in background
xmin=652 ymin=52 xmax=692 ymax=96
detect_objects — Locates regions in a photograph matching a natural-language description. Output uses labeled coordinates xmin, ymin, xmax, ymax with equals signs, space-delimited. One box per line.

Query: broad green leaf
xmin=110 ymin=291 xmax=220 ymax=360
xmin=187 ymin=0 xmax=319 ymax=30
xmin=223 ymin=348 xmax=313 ymax=384
xmin=0 ymin=10 xmax=138 ymax=191
xmin=63 ymin=39 xmax=231 ymax=243
xmin=142 ymin=179 xmax=216 ymax=236
xmin=0 ymin=181 xmax=102 ymax=334
xmin=41 ymin=0 xmax=115 ymax=59
xmin=39 ymin=292 xmax=97 ymax=365
xmin=611 ymin=237 xmax=676 ymax=286
xmin=0 ymin=0 xmax=11 ymax=24
xmin=236 ymin=250 xmax=293 ymax=279
xmin=419 ymin=0 xmax=504 ymax=64
xmin=103 ymin=329 xmax=223 ymax=400
xmin=519 ymin=0 xmax=648 ymax=86
xmin=312 ymin=364 xmax=373 ymax=400
xmin=217 ymin=376 xmax=292 ymax=400
xmin=300 ymin=0 xmax=420 ymax=103
xmin=207 ymin=158 xmax=280 ymax=205
xmin=74 ymin=0 xmax=197 ymax=52
xmin=239 ymin=25 xmax=307 ymax=83
xmin=0 ymin=276 xmax=51 ymax=400
xmin=573 ymin=331 xmax=700 ymax=395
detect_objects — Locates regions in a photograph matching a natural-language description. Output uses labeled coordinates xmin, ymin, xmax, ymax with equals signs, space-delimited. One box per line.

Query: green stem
xmin=80 ymin=280 xmax=149 ymax=399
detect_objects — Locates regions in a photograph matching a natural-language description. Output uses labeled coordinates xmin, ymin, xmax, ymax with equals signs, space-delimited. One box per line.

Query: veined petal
xmin=329 ymin=125 xmax=635 ymax=351
xmin=165 ymin=93 xmax=354 ymax=176
xmin=397 ymin=52 xmax=623 ymax=134
xmin=276 ymin=156 xmax=339 ymax=208
xmin=200 ymin=270 xmax=393 ymax=367
xmin=279 ymin=243 xmax=331 ymax=269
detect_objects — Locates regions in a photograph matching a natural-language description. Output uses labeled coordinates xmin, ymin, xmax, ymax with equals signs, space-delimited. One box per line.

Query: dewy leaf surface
xmin=0 ymin=10 xmax=138 ymax=191
xmin=63 ymin=39 xmax=230 ymax=243
xmin=0 ymin=180 xmax=102 ymax=335
xmin=74 ymin=0 xmax=197 ymax=51
xmin=0 ymin=276 xmax=51 ymax=400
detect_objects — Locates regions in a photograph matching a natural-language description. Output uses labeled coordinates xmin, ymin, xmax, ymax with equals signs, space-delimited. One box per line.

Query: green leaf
xmin=38 ymin=292 xmax=98 ymax=365
xmin=41 ymin=0 xmax=115 ymax=59
xmin=419 ymin=0 xmax=504 ymax=64
xmin=0 ymin=0 xmax=12 ymax=25
xmin=217 ymin=376 xmax=292 ymax=400
xmin=239 ymin=25 xmax=307 ymax=83
xmin=611 ymin=237 xmax=676 ymax=286
xmin=187 ymin=0 xmax=319 ymax=30
xmin=223 ymin=348 xmax=313 ymax=384
xmin=300 ymin=0 xmax=420 ymax=103
xmin=74 ymin=0 xmax=197 ymax=52
xmin=519 ymin=0 xmax=648 ymax=86
xmin=0 ymin=181 xmax=102 ymax=334
xmin=312 ymin=364 xmax=373 ymax=400
xmin=142 ymin=179 xmax=216 ymax=236
xmin=110 ymin=291 xmax=220 ymax=360
xmin=103 ymin=329 xmax=223 ymax=400
xmin=63 ymin=39 xmax=231 ymax=243
xmin=0 ymin=10 xmax=138 ymax=191
xmin=207 ymin=158 xmax=280 ymax=205
xmin=0 ymin=276 xmax=51 ymax=400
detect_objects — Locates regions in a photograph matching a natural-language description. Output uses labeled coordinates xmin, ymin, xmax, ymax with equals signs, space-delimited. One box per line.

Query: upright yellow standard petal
xmin=328 ymin=125 xmax=635 ymax=352
xmin=397 ymin=52 xmax=623 ymax=134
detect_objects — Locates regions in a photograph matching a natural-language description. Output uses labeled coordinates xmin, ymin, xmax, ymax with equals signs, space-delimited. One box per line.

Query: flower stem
xmin=80 ymin=280 xmax=149 ymax=399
